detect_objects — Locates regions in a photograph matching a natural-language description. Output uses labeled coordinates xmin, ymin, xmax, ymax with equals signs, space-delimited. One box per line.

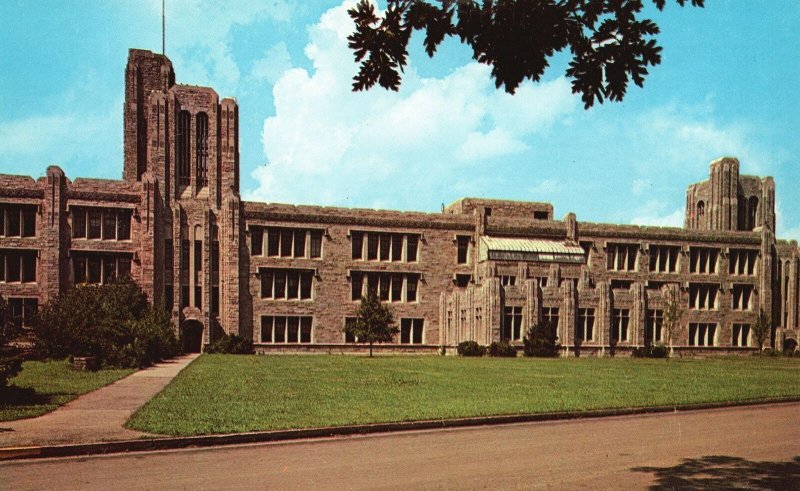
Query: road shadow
xmin=632 ymin=455 xmax=800 ymax=490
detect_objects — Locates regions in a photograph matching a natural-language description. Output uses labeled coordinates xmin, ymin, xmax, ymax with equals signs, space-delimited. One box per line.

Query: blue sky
xmin=1 ymin=1 xmax=798 ymax=239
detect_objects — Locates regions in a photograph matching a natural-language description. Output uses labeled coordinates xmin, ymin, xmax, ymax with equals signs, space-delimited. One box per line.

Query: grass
xmin=126 ymin=355 xmax=800 ymax=436
xmin=0 ymin=359 xmax=134 ymax=421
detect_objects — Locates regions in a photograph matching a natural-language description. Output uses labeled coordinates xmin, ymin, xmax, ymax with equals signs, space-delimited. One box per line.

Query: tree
xmin=0 ymin=296 xmax=24 ymax=390
xmin=348 ymin=0 xmax=704 ymax=109
xmin=345 ymin=290 xmax=398 ymax=357
xmin=752 ymin=308 xmax=771 ymax=351
xmin=35 ymin=276 xmax=178 ymax=368
xmin=523 ymin=320 xmax=559 ymax=357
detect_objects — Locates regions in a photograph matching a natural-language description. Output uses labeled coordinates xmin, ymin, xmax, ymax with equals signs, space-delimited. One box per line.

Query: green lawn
xmin=126 ymin=355 xmax=800 ymax=436
xmin=0 ymin=360 xmax=134 ymax=421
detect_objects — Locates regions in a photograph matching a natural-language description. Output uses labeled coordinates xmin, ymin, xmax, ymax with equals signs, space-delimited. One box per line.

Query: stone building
xmin=1 ymin=48 xmax=798 ymax=355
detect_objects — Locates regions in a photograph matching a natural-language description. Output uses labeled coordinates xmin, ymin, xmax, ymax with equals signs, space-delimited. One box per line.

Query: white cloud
xmin=140 ymin=0 xmax=296 ymax=95
xmin=248 ymin=1 xmax=578 ymax=209
xmin=630 ymin=199 xmax=685 ymax=228
xmin=631 ymin=178 xmax=653 ymax=196
xmin=249 ymin=42 xmax=292 ymax=85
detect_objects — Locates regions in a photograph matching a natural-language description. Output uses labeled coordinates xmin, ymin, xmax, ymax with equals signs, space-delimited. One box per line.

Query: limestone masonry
xmin=1 ymin=48 xmax=798 ymax=355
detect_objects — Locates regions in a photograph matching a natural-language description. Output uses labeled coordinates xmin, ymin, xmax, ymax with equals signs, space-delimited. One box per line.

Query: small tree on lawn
xmin=523 ymin=321 xmax=559 ymax=357
xmin=752 ymin=308 xmax=771 ymax=351
xmin=345 ymin=290 xmax=397 ymax=357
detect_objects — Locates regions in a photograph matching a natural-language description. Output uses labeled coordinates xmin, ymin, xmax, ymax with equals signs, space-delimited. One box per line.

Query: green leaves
xmin=345 ymin=290 xmax=398 ymax=355
xmin=348 ymin=0 xmax=703 ymax=108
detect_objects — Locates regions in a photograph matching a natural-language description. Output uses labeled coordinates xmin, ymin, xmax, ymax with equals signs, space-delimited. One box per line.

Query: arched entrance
xmin=182 ymin=320 xmax=204 ymax=353
xmin=784 ymin=338 xmax=798 ymax=354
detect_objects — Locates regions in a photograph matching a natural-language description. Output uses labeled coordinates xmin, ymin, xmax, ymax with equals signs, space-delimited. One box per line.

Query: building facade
xmin=1 ymin=48 xmax=798 ymax=355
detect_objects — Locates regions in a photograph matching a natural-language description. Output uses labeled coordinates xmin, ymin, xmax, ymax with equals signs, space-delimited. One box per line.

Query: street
xmin=2 ymin=402 xmax=799 ymax=490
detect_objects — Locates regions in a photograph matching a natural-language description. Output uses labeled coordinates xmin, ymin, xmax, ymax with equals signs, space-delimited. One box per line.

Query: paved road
xmin=0 ymin=354 xmax=199 ymax=447
xmin=1 ymin=402 xmax=799 ymax=490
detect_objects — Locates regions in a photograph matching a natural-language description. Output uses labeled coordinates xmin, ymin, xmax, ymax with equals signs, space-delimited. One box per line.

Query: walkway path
xmin=0 ymin=354 xmax=199 ymax=448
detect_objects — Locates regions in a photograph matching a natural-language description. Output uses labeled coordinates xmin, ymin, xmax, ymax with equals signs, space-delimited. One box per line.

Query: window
xmin=500 ymin=275 xmax=516 ymax=286
xmin=400 ymin=318 xmax=424 ymax=344
xmin=260 ymin=316 xmax=312 ymax=344
xmin=646 ymin=309 xmax=663 ymax=344
xmin=606 ymin=243 xmax=638 ymax=271
xmin=345 ymin=317 xmax=358 ymax=343
xmin=391 ymin=235 xmax=403 ymax=261
xmin=211 ymin=241 xmax=220 ymax=273
xmin=194 ymin=240 xmax=203 ymax=273
xmin=294 ymin=230 xmax=306 ymax=257
xmin=263 ymin=227 xmax=322 ymax=259
xmin=0 ymin=205 xmax=35 ymax=237
xmin=181 ymin=240 xmax=190 ymax=270
xmin=407 ymin=235 xmax=418 ymax=262
xmin=22 ymin=207 xmax=36 ymax=237
xmin=260 ymin=268 xmax=313 ymax=300
xmin=367 ymin=233 xmax=378 ymax=260
xmin=731 ymin=284 xmax=753 ymax=311
xmin=729 ymin=249 xmax=758 ymax=276
xmin=391 ymin=274 xmax=403 ymax=302
xmin=177 ymin=110 xmax=191 ymax=186
xmin=88 ymin=210 xmax=102 ymax=239
xmin=577 ymin=308 xmax=595 ymax=341
xmin=612 ymin=309 xmax=630 ymax=342
xmin=117 ymin=210 xmax=131 ymax=240
xmin=72 ymin=209 xmax=86 ymax=238
xmin=181 ymin=285 xmax=189 ymax=309
xmin=72 ymin=208 xmax=130 ymax=241
xmin=164 ymin=285 xmax=174 ymax=312
xmin=610 ymin=279 xmax=633 ymax=290
xmin=351 ymin=272 xmax=364 ymax=301
xmin=689 ymin=283 xmax=719 ymax=310
xmin=72 ymin=253 xmax=133 ymax=285
xmin=7 ymin=297 xmax=38 ymax=327
xmin=351 ymin=232 xmax=363 ymax=259
xmin=211 ymin=287 xmax=219 ymax=314
xmin=251 ymin=228 xmax=263 ymax=256
xmin=502 ymin=306 xmax=522 ymax=341
xmin=732 ymin=323 xmax=751 ymax=347
xmin=379 ymin=233 xmax=390 ymax=261
xmin=196 ymin=112 xmax=209 ymax=188
xmin=456 ymin=235 xmax=470 ymax=264
xmin=689 ymin=247 xmax=720 ymax=274
xmin=0 ymin=250 xmax=37 ymax=283
xmin=310 ymin=230 xmax=322 ymax=258
xmin=649 ymin=245 xmax=679 ymax=273
xmin=533 ymin=211 xmax=548 ymax=220
xmin=454 ymin=274 xmax=471 ymax=288
xmin=407 ymin=274 xmax=418 ymax=302
xmin=542 ymin=307 xmax=559 ymax=330
xmin=688 ymin=323 xmax=717 ymax=346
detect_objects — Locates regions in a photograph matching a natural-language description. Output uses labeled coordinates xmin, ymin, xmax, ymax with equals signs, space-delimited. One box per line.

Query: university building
xmin=1 ymin=48 xmax=798 ymax=355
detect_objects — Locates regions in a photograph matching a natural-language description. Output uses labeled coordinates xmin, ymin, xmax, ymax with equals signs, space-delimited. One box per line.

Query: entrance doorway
xmin=182 ymin=320 xmax=204 ymax=353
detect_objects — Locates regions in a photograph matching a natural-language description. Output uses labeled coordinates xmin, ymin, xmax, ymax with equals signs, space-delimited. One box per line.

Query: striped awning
xmin=480 ymin=237 xmax=586 ymax=263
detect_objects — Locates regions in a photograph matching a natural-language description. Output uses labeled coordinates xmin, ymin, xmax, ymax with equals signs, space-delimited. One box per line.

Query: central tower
xmin=123 ymin=48 xmax=243 ymax=351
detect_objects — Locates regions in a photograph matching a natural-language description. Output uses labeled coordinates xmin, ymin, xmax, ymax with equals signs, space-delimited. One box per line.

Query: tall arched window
xmin=748 ymin=196 xmax=758 ymax=230
xmin=176 ymin=110 xmax=191 ymax=186
xmin=696 ymin=201 xmax=705 ymax=225
xmin=196 ymin=112 xmax=209 ymax=188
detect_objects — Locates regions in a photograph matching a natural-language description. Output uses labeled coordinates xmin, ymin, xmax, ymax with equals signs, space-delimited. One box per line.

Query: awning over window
xmin=480 ymin=237 xmax=586 ymax=263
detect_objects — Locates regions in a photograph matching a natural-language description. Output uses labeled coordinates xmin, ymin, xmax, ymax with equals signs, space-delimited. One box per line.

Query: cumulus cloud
xmin=248 ymin=1 xmax=578 ymax=210
xmin=630 ymin=199 xmax=685 ymax=228
xmin=142 ymin=0 xmax=296 ymax=95
xmin=249 ymin=42 xmax=293 ymax=85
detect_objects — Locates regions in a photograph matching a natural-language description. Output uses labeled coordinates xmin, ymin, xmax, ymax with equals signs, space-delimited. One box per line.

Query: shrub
xmin=457 ymin=340 xmax=486 ymax=357
xmin=0 ymin=296 xmax=24 ymax=389
xmin=524 ymin=322 xmax=559 ymax=357
xmin=206 ymin=333 xmax=254 ymax=354
xmin=34 ymin=276 xmax=178 ymax=368
xmin=488 ymin=341 xmax=517 ymax=357
xmin=631 ymin=344 xmax=668 ymax=358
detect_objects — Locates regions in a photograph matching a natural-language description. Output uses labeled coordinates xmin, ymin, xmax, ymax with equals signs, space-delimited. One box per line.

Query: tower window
xmin=196 ymin=112 xmax=209 ymax=188
xmin=177 ymin=110 xmax=191 ymax=186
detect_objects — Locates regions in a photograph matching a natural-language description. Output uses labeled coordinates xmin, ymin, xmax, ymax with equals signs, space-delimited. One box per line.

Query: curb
xmin=2 ymin=397 xmax=799 ymax=462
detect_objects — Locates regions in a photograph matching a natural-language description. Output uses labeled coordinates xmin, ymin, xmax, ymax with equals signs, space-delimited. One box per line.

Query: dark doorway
xmin=183 ymin=320 xmax=204 ymax=353
xmin=784 ymin=338 xmax=798 ymax=354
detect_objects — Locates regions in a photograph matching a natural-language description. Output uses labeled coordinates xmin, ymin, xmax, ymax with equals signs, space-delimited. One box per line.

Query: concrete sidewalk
xmin=0 ymin=354 xmax=198 ymax=448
